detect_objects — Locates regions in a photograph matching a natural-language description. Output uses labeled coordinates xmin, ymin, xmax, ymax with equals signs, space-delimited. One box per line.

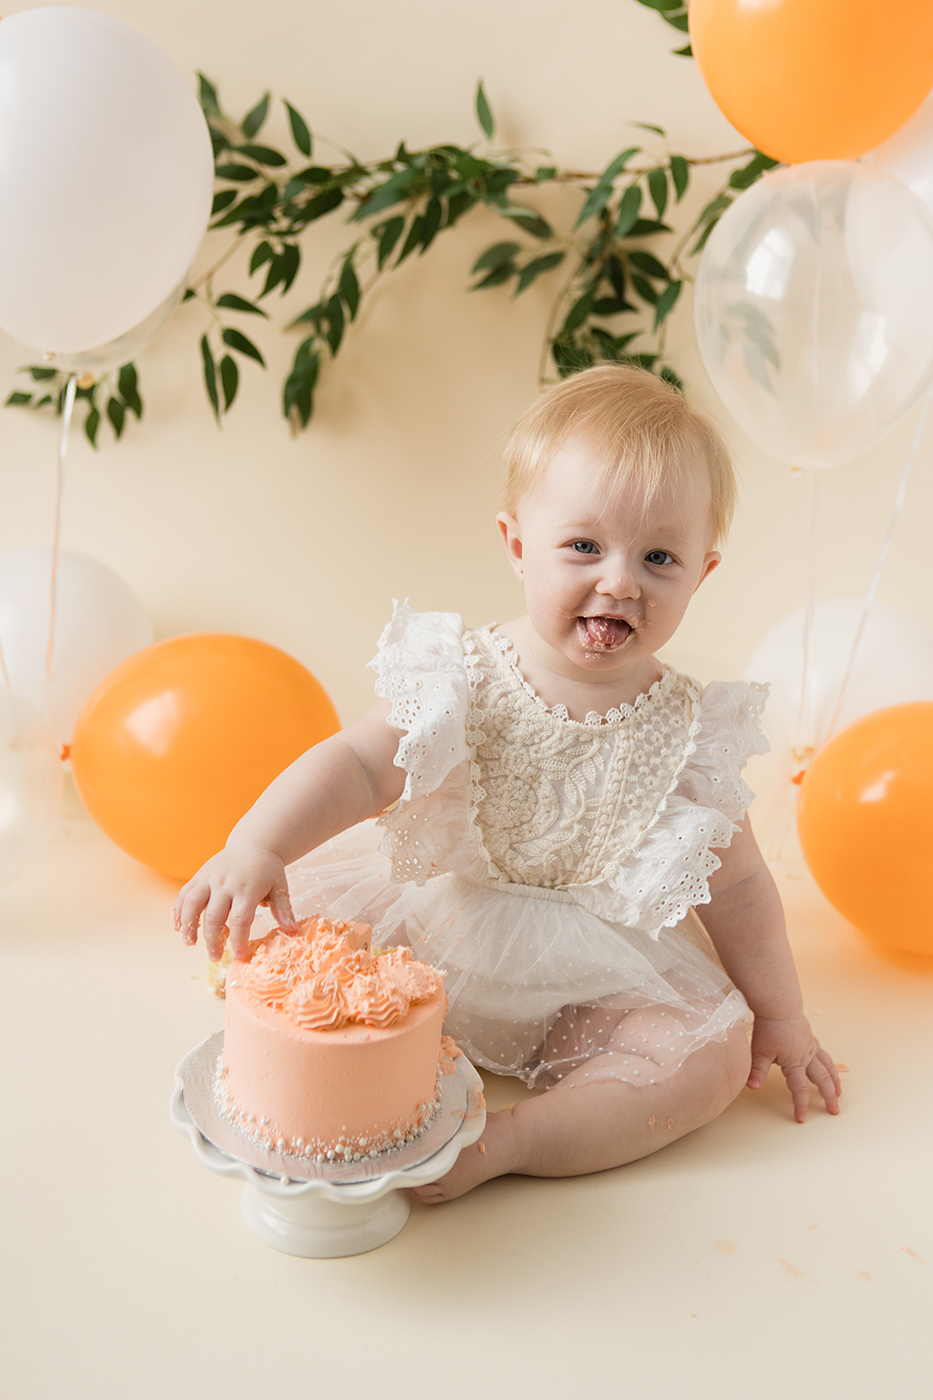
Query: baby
xmin=175 ymin=364 xmax=840 ymax=1203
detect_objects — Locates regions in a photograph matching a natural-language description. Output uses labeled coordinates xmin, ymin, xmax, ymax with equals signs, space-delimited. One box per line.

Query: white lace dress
xmin=285 ymin=601 xmax=769 ymax=1090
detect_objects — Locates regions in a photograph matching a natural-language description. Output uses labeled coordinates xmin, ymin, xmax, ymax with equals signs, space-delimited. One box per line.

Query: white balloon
xmin=0 ymin=549 xmax=154 ymax=750
xmin=0 ymin=8 xmax=213 ymax=354
xmin=867 ymin=88 xmax=933 ymax=217
xmin=744 ymin=599 xmax=933 ymax=753
xmin=694 ymin=162 xmax=933 ymax=469
xmin=0 ymin=688 xmax=62 ymax=889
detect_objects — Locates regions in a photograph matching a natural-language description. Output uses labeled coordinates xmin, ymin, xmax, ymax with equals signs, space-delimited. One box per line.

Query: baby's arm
xmin=173 ymin=700 xmax=405 ymax=960
xmin=701 ymin=818 xmax=841 ymax=1122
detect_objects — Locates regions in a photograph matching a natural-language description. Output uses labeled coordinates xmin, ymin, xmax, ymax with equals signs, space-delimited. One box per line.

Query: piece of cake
xmin=215 ymin=915 xmax=448 ymax=1161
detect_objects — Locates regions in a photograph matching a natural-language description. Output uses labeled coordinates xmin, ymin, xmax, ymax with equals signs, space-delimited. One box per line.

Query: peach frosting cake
xmin=215 ymin=915 xmax=454 ymax=1162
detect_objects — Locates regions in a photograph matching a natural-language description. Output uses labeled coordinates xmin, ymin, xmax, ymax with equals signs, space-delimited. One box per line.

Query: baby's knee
xmin=709 ymin=1026 xmax=752 ymax=1114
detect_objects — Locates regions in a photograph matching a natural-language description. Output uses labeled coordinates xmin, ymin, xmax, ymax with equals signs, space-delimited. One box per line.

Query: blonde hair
xmin=504 ymin=365 xmax=736 ymax=546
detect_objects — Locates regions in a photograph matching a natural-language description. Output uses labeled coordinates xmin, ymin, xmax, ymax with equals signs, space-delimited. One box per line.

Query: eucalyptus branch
xmin=4 ymin=4 xmax=779 ymax=446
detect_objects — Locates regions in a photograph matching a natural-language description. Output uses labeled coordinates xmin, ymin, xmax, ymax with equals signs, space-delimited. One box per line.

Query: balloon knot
xmin=60 ymin=743 xmax=71 ymax=762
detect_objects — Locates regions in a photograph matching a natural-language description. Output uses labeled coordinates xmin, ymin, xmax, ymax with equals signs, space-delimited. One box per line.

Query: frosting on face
xmin=234 ymin=916 xmax=440 ymax=1031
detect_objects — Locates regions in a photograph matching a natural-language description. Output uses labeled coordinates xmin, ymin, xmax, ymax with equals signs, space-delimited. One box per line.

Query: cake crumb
xmin=477 ymin=1142 xmax=486 ymax=1155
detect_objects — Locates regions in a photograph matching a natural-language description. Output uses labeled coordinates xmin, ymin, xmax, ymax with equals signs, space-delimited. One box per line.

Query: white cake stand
xmin=170 ymin=1037 xmax=486 ymax=1258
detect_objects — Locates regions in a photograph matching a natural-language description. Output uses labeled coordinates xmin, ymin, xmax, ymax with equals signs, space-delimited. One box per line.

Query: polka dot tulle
xmin=283 ymin=602 xmax=767 ymax=1089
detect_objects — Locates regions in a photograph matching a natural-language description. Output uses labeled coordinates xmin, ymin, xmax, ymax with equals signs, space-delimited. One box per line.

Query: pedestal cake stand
xmin=170 ymin=1032 xmax=486 ymax=1258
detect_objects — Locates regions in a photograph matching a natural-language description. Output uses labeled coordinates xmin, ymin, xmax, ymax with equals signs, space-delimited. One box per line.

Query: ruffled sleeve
xmin=369 ymin=599 xmax=471 ymax=803
xmin=574 ymin=678 xmax=769 ymax=937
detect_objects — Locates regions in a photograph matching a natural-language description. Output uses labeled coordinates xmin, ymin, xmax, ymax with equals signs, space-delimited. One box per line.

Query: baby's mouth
xmin=577 ymin=615 xmax=634 ymax=651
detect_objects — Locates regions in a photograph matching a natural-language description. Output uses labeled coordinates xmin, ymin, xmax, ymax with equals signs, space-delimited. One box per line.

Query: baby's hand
xmin=748 ymin=1014 xmax=842 ymax=1123
xmin=172 ymin=843 xmax=297 ymax=962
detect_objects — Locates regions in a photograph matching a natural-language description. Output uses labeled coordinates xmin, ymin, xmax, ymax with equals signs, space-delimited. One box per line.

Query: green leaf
xmin=395 ymin=214 xmax=426 ymax=266
xmin=476 ymin=80 xmax=494 ymax=140
xmin=117 ymin=363 xmax=142 ymax=418
xmin=222 ymin=328 xmax=266 ymax=366
xmin=444 ymin=191 xmax=477 ymax=227
xmin=27 ymin=366 xmax=58 ymax=381
xmin=627 ymin=218 xmax=672 ymax=236
xmin=576 ymin=180 xmax=616 ymax=229
xmin=631 ymin=274 xmax=659 ymax=304
xmin=283 ymin=339 xmax=320 ymax=427
xmin=691 ymin=218 xmax=721 ymax=254
xmin=34 ymin=394 xmax=53 ymax=408
xmin=295 ymin=186 xmax=344 ymax=225
xmin=287 ymin=302 xmax=324 ymax=329
xmin=504 ymin=210 xmax=552 ymax=239
xmin=84 ymin=407 xmax=100 ymax=448
xmin=201 ymin=335 xmax=220 ymax=421
xmin=324 ymin=295 xmax=345 ymax=353
xmin=419 ymin=196 xmax=443 ymax=254
xmin=250 ymin=241 xmax=275 ymax=275
xmin=628 ymin=251 xmax=669 ymax=280
xmin=216 ymin=293 xmax=270 ymax=317
xmin=279 ymin=243 xmax=301 ymax=295
xmin=471 ymin=264 xmax=515 ymax=290
xmin=472 ymin=241 xmax=521 ymax=274
xmin=241 ymin=93 xmax=270 ymax=140
xmin=653 ymin=278 xmax=682 ymax=330
xmin=106 ymin=397 xmax=125 ymax=439
xmin=5 ymin=391 xmax=32 ymax=406
xmin=211 ymin=190 xmax=238 ymax=215
xmin=235 ymin=143 xmax=287 ymax=167
xmin=670 ymin=155 xmax=689 ymax=202
xmin=562 ymin=288 xmax=596 ymax=335
xmin=647 ymin=167 xmax=668 ymax=220
xmin=214 ymin=163 xmax=259 ymax=182
xmin=220 ymin=354 xmax=239 ymax=412
xmin=730 ymin=150 xmax=780 ymax=191
xmin=673 ymin=43 xmax=693 ymax=57
xmin=592 ymin=296 xmax=630 ymax=316
xmin=630 ymin=121 xmax=667 ymax=136
xmin=660 ymin=365 xmax=684 ymax=390
xmin=602 ymin=147 xmax=641 ymax=183
xmin=284 ymin=100 xmax=313 ymax=157
xmin=352 ymin=167 xmax=424 ymax=222
xmin=695 ymin=193 xmax=732 ymax=228
xmin=514 ymin=251 xmax=565 ymax=296
xmin=615 ymin=183 xmax=643 ymax=237
xmin=339 ymin=257 xmax=360 ymax=319
xmin=376 ymin=215 xmax=405 ymax=269
xmin=632 ymin=0 xmax=682 ymax=11
xmin=535 ymin=165 xmax=557 ymax=183
xmin=197 ymin=73 xmax=220 ymax=117
xmin=210 ymin=128 xmax=230 ymax=158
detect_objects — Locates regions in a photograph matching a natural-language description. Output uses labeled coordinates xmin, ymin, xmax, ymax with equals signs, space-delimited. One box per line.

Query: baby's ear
xmin=694 ymin=550 xmax=721 ymax=592
xmin=496 ymin=512 xmax=524 ymax=580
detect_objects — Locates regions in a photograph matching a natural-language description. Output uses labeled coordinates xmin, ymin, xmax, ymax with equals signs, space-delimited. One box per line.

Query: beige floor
xmin=2 ymin=787 xmax=931 ymax=1400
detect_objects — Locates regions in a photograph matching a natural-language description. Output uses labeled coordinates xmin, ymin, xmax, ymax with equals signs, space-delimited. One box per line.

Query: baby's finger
xmin=176 ymin=885 xmax=208 ymax=945
xmin=747 ymin=1050 xmax=773 ymax=1090
xmin=202 ymin=893 xmax=233 ymax=962
xmin=266 ymin=885 xmax=297 ymax=934
xmin=783 ymin=1064 xmax=811 ymax=1123
xmin=808 ymin=1053 xmax=841 ymax=1115
xmin=227 ymin=898 xmax=256 ymax=960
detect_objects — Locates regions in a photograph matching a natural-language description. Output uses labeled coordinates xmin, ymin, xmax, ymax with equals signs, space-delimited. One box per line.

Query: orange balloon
xmin=71 ymin=634 xmax=339 ymax=882
xmin=690 ymin=0 xmax=933 ymax=164
xmin=797 ymin=703 xmax=933 ymax=956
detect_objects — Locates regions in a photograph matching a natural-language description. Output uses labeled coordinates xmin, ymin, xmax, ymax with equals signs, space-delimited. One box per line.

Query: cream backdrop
xmin=2 ymin=0 xmax=932 ymax=726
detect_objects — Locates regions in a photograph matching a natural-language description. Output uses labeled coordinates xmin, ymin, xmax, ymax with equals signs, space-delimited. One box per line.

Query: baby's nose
xmin=596 ymin=561 xmax=640 ymax=599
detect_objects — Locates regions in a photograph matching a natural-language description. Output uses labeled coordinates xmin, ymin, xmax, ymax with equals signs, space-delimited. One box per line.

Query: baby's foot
xmin=413 ymin=1109 xmax=518 ymax=1204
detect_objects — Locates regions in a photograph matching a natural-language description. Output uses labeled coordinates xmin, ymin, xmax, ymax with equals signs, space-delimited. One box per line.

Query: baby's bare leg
xmin=414 ymin=1013 xmax=751 ymax=1204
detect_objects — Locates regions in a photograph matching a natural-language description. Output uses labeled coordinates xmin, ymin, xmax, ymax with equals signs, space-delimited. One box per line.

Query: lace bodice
xmin=372 ymin=601 xmax=768 ymax=937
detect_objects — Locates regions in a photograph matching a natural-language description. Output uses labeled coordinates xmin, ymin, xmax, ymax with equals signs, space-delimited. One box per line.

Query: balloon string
xmin=44 ymin=374 xmax=77 ymax=723
xmin=822 ymin=383 xmax=933 ymax=748
xmin=794 ymin=469 xmax=820 ymax=760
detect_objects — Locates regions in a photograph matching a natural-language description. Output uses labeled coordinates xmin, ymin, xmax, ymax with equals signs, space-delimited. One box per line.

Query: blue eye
xmin=645 ymin=549 xmax=674 ymax=566
xmin=572 ymin=541 xmax=598 ymax=555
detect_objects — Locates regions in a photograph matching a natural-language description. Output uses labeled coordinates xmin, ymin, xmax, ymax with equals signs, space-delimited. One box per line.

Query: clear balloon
xmin=0 ymin=549 xmax=154 ymax=751
xmin=47 ymin=282 xmax=186 ymax=380
xmin=866 ymin=89 xmax=933 ymax=219
xmin=0 ymin=8 xmax=213 ymax=354
xmin=694 ymin=162 xmax=933 ymax=468
xmin=744 ymin=599 xmax=933 ymax=754
xmin=0 ymin=688 xmax=63 ymax=890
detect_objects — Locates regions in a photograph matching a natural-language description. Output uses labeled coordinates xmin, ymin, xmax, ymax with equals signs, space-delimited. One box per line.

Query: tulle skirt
xmin=279 ymin=820 xmax=751 ymax=1090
